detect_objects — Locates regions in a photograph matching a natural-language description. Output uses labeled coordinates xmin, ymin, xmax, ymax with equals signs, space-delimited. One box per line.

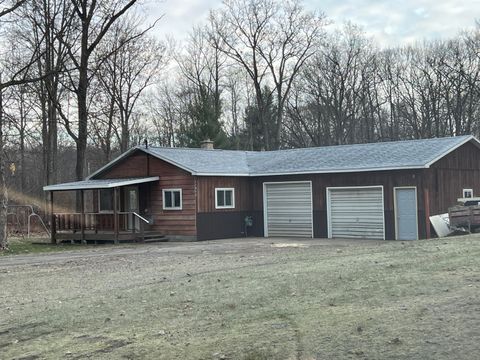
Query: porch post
xmin=50 ymin=191 xmax=56 ymax=244
xmin=114 ymin=187 xmax=119 ymax=244
xmin=80 ymin=189 xmax=86 ymax=244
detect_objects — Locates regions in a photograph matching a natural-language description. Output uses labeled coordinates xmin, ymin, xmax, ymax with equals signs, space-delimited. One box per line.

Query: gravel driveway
xmin=0 ymin=237 xmax=387 ymax=267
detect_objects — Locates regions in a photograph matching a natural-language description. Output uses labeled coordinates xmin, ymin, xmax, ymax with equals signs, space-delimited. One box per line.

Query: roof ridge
xmin=271 ymin=135 xmax=471 ymax=153
xmin=145 ymin=135 xmax=471 ymax=153
xmin=148 ymin=146 xmax=255 ymax=154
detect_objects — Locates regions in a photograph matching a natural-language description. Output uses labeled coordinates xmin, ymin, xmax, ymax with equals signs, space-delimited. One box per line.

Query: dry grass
xmin=0 ymin=237 xmax=105 ymax=256
xmin=0 ymin=236 xmax=479 ymax=359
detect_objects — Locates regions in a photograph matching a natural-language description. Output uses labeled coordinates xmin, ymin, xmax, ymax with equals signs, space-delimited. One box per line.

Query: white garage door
xmin=327 ymin=186 xmax=385 ymax=240
xmin=264 ymin=182 xmax=313 ymax=237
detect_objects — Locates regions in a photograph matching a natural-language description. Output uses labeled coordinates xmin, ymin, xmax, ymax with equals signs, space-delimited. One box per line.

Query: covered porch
xmin=43 ymin=177 xmax=161 ymax=244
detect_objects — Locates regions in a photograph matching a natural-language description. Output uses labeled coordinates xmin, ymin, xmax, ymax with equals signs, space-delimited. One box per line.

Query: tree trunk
xmin=19 ymin=91 xmax=25 ymax=193
xmin=76 ymin=22 xmax=90 ymax=182
xmin=0 ymin=85 xmax=8 ymax=251
xmin=48 ymin=81 xmax=58 ymax=184
xmin=75 ymin=33 xmax=89 ymax=211
xmin=254 ymin=86 xmax=268 ymax=150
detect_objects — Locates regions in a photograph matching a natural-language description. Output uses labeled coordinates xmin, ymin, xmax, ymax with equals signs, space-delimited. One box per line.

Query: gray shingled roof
xmin=88 ymin=135 xmax=478 ymax=179
xmin=146 ymin=147 xmax=250 ymax=175
xmin=246 ymin=135 xmax=477 ymax=175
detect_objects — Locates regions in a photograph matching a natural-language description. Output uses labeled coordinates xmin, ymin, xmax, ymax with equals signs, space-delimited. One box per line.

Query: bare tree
xmin=19 ymin=0 xmax=74 ymax=189
xmin=57 ymin=0 xmax=139 ymax=181
xmin=95 ymin=16 xmax=166 ymax=153
xmin=175 ymin=26 xmax=227 ymax=147
xmin=210 ymin=0 xmax=326 ymax=149
xmin=0 ymin=0 xmax=51 ymax=250
xmin=147 ymin=82 xmax=179 ymax=147
xmin=285 ymin=24 xmax=372 ymax=146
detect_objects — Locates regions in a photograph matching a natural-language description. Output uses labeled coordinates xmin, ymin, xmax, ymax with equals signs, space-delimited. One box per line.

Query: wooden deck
xmin=52 ymin=212 xmax=160 ymax=244
xmin=55 ymin=230 xmax=167 ymax=243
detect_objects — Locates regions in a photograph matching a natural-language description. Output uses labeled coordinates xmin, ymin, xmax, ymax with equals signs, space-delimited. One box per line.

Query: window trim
xmin=215 ymin=188 xmax=235 ymax=209
xmin=463 ymin=188 xmax=473 ymax=199
xmin=162 ymin=188 xmax=183 ymax=210
xmin=98 ymin=189 xmax=114 ymax=213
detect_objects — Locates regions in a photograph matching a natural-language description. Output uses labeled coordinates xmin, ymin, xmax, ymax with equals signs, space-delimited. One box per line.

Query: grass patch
xmin=1 ymin=236 xmax=479 ymax=359
xmin=0 ymin=237 xmax=106 ymax=256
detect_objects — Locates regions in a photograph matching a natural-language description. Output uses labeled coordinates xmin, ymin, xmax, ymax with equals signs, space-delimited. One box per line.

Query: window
xmin=99 ymin=189 xmax=113 ymax=212
xmin=215 ymin=188 xmax=235 ymax=209
xmin=163 ymin=189 xmax=182 ymax=210
xmin=463 ymin=189 xmax=473 ymax=198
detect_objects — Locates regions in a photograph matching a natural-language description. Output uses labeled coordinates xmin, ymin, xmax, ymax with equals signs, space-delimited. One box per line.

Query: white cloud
xmin=144 ymin=0 xmax=480 ymax=47
xmin=414 ymin=7 xmax=429 ymax=18
xmin=384 ymin=25 xmax=395 ymax=35
xmin=314 ymin=0 xmax=480 ymax=46
xmin=144 ymin=0 xmax=222 ymax=41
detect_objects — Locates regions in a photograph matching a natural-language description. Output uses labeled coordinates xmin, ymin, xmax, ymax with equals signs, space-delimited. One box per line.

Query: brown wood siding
xmin=99 ymin=152 xmax=149 ymax=178
xmin=96 ymin=150 xmax=197 ymax=237
xmin=248 ymin=170 xmax=425 ymax=239
xmin=196 ymin=176 xmax=251 ymax=213
xmin=249 ymin=170 xmax=424 ymax=212
xmin=427 ymin=141 xmax=480 ymax=215
xmin=196 ymin=170 xmax=427 ymax=240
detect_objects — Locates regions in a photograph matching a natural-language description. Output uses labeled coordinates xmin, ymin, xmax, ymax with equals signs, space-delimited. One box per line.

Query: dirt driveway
xmin=0 ymin=237 xmax=386 ymax=267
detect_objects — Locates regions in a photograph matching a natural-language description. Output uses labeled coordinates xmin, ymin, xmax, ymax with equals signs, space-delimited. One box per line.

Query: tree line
xmin=0 ymin=0 xmax=479 ymax=248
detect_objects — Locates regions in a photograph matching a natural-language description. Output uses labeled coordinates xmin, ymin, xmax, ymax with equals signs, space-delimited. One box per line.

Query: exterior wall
xmin=426 ymin=141 xmax=480 ymax=215
xmin=195 ymin=170 xmax=427 ymax=240
xmin=195 ymin=176 xmax=255 ymax=240
xmin=249 ymin=170 xmax=426 ymax=240
xmin=96 ymin=150 xmax=197 ymax=238
xmin=196 ymin=176 xmax=252 ymax=212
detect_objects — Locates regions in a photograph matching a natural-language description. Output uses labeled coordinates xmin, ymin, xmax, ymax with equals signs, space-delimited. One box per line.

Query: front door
xmin=395 ymin=187 xmax=418 ymax=240
xmin=125 ymin=186 xmax=139 ymax=230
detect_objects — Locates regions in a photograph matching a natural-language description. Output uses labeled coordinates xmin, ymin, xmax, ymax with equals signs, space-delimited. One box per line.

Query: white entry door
xmin=394 ymin=187 xmax=418 ymax=240
xmin=327 ymin=186 xmax=385 ymax=240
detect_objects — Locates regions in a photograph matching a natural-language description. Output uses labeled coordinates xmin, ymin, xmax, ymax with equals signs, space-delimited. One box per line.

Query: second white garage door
xmin=327 ymin=186 xmax=385 ymax=240
xmin=264 ymin=182 xmax=313 ymax=238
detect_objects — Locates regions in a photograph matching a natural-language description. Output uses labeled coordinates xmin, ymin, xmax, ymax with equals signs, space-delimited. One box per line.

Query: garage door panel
xmin=328 ymin=187 xmax=385 ymax=240
xmin=265 ymin=182 xmax=313 ymax=238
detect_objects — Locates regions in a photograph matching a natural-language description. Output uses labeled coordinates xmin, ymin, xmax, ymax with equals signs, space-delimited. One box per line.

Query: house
xmin=43 ymin=135 xmax=480 ymax=243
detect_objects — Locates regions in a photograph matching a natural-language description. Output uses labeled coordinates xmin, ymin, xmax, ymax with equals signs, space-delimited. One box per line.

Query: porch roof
xmin=43 ymin=176 xmax=159 ymax=191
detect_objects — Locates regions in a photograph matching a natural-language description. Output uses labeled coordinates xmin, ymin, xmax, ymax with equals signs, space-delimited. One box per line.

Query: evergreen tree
xmin=177 ymin=88 xmax=227 ymax=148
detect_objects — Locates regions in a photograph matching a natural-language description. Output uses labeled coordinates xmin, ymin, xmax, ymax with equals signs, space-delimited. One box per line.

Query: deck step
xmin=142 ymin=233 xmax=168 ymax=243
xmin=57 ymin=232 xmax=168 ymax=244
xmin=143 ymin=236 xmax=168 ymax=243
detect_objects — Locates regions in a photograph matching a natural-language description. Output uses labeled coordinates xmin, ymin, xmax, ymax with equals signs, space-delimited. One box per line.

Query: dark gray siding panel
xmin=196 ymin=211 xmax=264 ymax=240
xmin=313 ymin=210 xmax=327 ymax=238
xmin=384 ymin=210 xmax=395 ymax=240
xmin=418 ymin=210 xmax=426 ymax=240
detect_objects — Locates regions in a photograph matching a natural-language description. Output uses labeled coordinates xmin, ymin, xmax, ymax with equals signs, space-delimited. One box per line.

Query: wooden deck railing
xmin=52 ymin=212 xmax=151 ymax=244
xmin=54 ymin=212 xmax=142 ymax=232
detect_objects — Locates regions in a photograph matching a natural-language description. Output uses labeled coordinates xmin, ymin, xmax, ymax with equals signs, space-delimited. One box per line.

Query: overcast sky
xmin=143 ymin=0 xmax=480 ymax=46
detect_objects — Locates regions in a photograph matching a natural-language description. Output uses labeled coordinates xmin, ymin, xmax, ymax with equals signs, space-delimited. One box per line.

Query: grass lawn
xmin=0 ymin=237 xmax=115 ymax=256
xmin=0 ymin=236 xmax=479 ymax=359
